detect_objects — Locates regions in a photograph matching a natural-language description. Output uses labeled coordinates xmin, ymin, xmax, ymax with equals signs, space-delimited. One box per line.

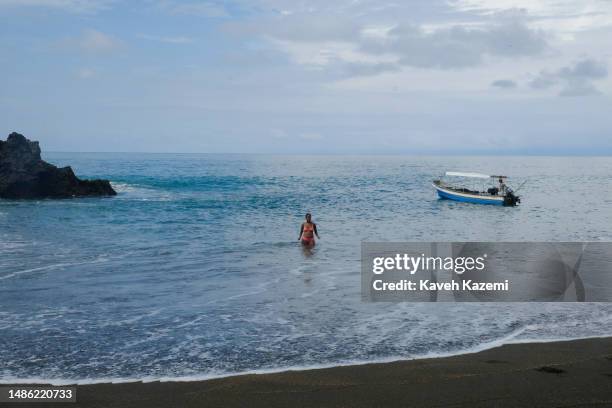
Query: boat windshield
xmin=438 ymin=174 xmax=506 ymax=196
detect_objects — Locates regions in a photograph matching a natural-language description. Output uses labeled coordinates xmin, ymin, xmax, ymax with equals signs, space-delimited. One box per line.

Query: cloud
xmin=529 ymin=58 xmax=608 ymax=96
xmin=340 ymin=61 xmax=400 ymax=77
xmin=137 ymin=34 xmax=194 ymax=44
xmin=450 ymin=0 xmax=612 ymax=33
xmin=251 ymin=14 xmax=360 ymax=43
xmin=529 ymin=74 xmax=556 ymax=90
xmin=559 ymin=83 xmax=600 ymax=97
xmin=451 ymin=0 xmax=587 ymax=16
xmin=233 ymin=11 xmax=549 ymax=77
xmin=54 ymin=29 xmax=122 ymax=56
xmin=55 ymin=29 xmax=122 ymax=54
xmin=0 ymin=0 xmax=113 ymax=13
xmin=372 ymin=18 xmax=548 ymax=69
xmin=557 ymin=58 xmax=608 ymax=80
xmin=491 ymin=79 xmax=517 ymax=89
xmin=77 ymin=29 xmax=121 ymax=53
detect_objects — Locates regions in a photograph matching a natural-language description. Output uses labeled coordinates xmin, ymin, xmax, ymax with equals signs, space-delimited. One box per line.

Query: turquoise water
xmin=1 ymin=153 xmax=612 ymax=383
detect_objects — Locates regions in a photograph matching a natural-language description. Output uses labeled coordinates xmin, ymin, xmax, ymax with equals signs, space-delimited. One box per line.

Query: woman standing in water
xmin=298 ymin=213 xmax=320 ymax=247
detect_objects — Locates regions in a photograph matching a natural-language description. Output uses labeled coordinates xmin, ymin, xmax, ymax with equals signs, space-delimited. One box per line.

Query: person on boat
xmin=498 ymin=177 xmax=507 ymax=194
xmin=298 ymin=213 xmax=319 ymax=246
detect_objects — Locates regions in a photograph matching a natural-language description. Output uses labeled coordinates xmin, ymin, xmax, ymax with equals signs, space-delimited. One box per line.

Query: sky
xmin=1 ymin=0 xmax=611 ymax=154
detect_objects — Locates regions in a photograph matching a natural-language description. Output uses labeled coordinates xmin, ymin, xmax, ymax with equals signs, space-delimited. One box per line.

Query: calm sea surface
xmin=1 ymin=154 xmax=612 ymax=382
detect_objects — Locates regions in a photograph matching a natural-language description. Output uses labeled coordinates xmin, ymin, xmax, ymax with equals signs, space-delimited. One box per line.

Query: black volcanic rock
xmin=0 ymin=132 xmax=116 ymax=198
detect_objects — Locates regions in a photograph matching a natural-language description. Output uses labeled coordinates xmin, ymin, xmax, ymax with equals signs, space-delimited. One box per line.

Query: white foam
xmin=110 ymin=182 xmax=173 ymax=201
xmin=109 ymin=182 xmax=134 ymax=193
xmin=0 ymin=241 xmax=29 ymax=251
xmin=4 ymin=331 xmax=609 ymax=387
xmin=0 ymin=256 xmax=109 ymax=281
xmin=0 ymin=263 xmax=74 ymax=281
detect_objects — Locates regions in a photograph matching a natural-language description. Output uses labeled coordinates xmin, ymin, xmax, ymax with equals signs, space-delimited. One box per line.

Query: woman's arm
xmin=313 ymin=223 xmax=320 ymax=239
xmin=298 ymin=223 xmax=304 ymax=241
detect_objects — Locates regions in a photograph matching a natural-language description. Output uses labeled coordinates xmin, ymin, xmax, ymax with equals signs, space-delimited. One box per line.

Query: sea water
xmin=1 ymin=153 xmax=611 ymax=383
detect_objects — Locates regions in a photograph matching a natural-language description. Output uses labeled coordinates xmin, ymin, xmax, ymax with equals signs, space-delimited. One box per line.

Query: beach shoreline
xmin=6 ymin=337 xmax=612 ymax=407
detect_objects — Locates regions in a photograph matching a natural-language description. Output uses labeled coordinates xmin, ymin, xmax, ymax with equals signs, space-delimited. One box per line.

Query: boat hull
xmin=433 ymin=183 xmax=505 ymax=206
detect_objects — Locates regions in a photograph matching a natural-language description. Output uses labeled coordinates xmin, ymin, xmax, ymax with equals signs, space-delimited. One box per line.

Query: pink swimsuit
xmin=301 ymin=224 xmax=315 ymax=246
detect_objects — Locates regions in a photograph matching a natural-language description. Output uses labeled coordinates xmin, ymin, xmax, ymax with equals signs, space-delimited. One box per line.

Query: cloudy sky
xmin=1 ymin=0 xmax=611 ymax=153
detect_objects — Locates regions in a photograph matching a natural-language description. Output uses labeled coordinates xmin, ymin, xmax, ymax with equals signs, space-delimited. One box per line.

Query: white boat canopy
xmin=445 ymin=171 xmax=492 ymax=179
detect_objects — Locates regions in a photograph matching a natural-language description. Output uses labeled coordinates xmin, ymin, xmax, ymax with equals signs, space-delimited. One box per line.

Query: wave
xmin=110 ymin=181 xmax=179 ymax=203
xmin=1 ymin=331 xmax=609 ymax=386
xmin=109 ymin=182 xmax=137 ymax=194
xmin=0 ymin=256 xmax=109 ymax=281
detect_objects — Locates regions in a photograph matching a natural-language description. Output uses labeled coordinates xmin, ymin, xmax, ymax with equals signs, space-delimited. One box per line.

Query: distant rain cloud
xmin=529 ymin=58 xmax=608 ymax=96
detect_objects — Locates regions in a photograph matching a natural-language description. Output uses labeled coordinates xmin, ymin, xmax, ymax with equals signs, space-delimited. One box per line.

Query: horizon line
xmin=43 ymin=150 xmax=612 ymax=157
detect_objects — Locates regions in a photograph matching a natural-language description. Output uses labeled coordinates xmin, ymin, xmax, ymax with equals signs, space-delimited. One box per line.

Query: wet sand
xmin=10 ymin=337 xmax=612 ymax=407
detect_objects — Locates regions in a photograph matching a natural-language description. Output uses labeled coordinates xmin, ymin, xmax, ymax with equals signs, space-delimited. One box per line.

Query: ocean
xmin=1 ymin=153 xmax=612 ymax=383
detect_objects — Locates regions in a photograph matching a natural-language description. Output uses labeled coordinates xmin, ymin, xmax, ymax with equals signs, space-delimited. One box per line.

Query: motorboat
xmin=433 ymin=171 xmax=521 ymax=206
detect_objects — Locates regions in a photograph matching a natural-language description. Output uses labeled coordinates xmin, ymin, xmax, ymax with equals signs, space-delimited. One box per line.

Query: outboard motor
xmin=503 ymin=189 xmax=520 ymax=206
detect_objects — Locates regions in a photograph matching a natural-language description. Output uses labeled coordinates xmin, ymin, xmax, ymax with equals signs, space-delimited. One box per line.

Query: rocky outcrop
xmin=0 ymin=132 xmax=116 ymax=198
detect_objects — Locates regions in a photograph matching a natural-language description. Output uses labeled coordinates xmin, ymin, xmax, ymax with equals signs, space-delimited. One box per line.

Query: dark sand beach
xmin=11 ymin=337 xmax=612 ymax=408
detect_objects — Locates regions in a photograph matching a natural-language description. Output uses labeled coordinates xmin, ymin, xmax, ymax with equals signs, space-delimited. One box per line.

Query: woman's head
xmin=305 ymin=213 xmax=312 ymax=222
